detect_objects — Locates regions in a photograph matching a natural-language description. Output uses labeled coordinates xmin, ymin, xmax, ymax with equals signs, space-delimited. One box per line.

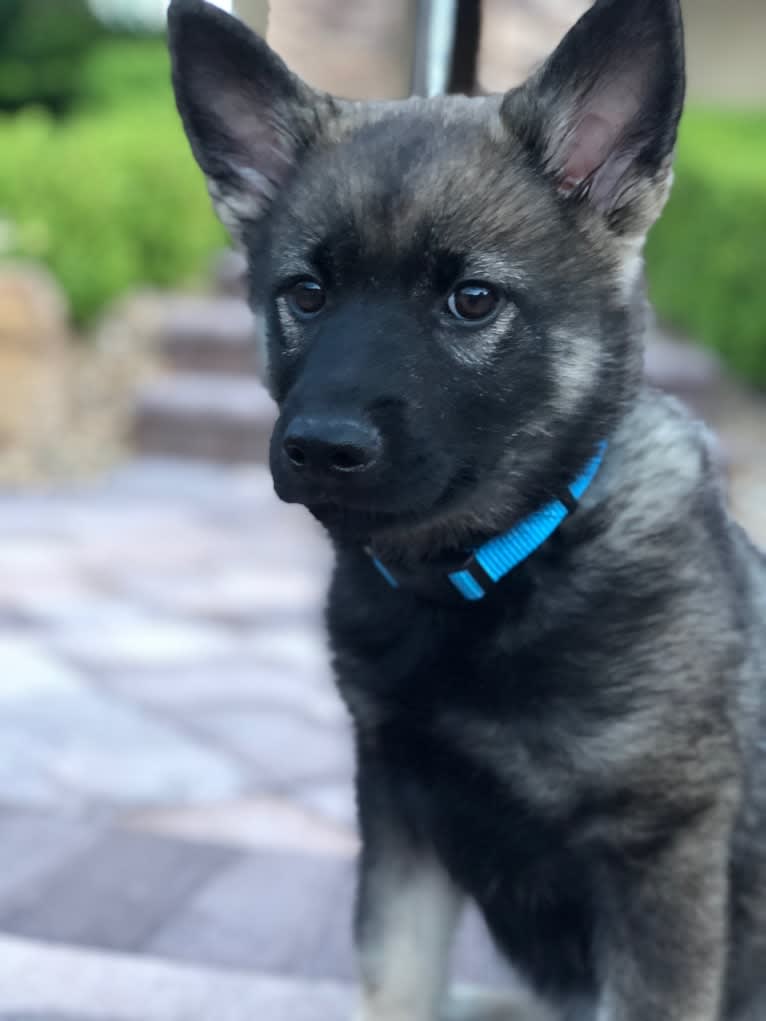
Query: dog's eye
xmin=447 ymin=283 xmax=500 ymax=323
xmin=286 ymin=279 xmax=326 ymax=318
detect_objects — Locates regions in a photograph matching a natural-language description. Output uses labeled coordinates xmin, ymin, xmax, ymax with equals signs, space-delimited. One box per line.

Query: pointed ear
xmin=503 ymin=0 xmax=685 ymax=235
xmin=168 ymin=0 xmax=331 ymax=243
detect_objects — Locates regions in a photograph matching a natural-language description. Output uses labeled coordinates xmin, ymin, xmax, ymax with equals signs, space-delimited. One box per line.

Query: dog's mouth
xmin=307 ymin=501 xmax=402 ymax=539
xmin=306 ymin=465 xmax=480 ymax=546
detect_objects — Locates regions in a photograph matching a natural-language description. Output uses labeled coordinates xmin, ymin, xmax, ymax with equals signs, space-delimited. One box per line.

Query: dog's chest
xmin=338 ymin=605 xmax=603 ymax=994
xmin=363 ymin=688 xmax=598 ymax=994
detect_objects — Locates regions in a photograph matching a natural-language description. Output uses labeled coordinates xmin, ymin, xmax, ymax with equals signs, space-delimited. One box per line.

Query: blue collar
xmin=369 ymin=442 xmax=607 ymax=603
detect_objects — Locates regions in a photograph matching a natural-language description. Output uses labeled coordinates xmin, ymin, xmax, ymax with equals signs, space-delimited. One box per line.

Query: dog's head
xmin=168 ymin=0 xmax=685 ymax=557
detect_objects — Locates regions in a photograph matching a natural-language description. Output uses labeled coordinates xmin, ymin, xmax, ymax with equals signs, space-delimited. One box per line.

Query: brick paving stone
xmin=0 ymin=585 xmax=134 ymax=629
xmin=0 ymin=809 xmax=99 ymax=902
xmin=146 ymin=848 xmax=355 ymax=977
xmin=293 ymin=779 xmax=358 ymax=832
xmin=101 ymin=659 xmax=345 ymax=727
xmin=0 ymin=811 xmax=512 ymax=992
xmin=147 ymin=845 xmax=512 ymax=987
xmin=188 ymin=706 xmax=354 ymax=787
xmin=83 ymin=457 xmax=274 ymax=508
xmin=0 ymin=829 xmax=239 ymax=953
xmin=0 ymin=637 xmax=244 ymax=807
xmin=247 ymin=625 xmax=333 ymax=676
xmin=0 ymin=936 xmax=352 ymax=1021
xmin=0 ymin=537 xmax=76 ymax=581
xmin=127 ymin=796 xmax=358 ymax=857
xmin=71 ymin=520 xmax=237 ymax=577
xmin=45 ymin=610 xmax=238 ymax=672
xmin=0 ymin=932 xmax=533 ymax=1021
xmin=112 ymin=562 xmax=326 ymax=627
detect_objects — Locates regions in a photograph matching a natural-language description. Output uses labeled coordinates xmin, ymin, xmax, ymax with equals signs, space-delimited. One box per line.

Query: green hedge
xmin=1 ymin=29 xmax=764 ymax=384
xmin=646 ymin=109 xmax=766 ymax=386
xmin=0 ymin=0 xmax=99 ymax=113
xmin=0 ymin=102 xmax=225 ymax=324
xmin=0 ymin=35 xmax=226 ymax=324
xmin=79 ymin=36 xmax=173 ymax=112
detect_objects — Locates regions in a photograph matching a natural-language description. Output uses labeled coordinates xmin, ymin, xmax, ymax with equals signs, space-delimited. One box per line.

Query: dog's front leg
xmin=353 ymin=784 xmax=462 ymax=1020
xmin=595 ymin=802 xmax=733 ymax=1021
xmin=354 ymin=842 xmax=462 ymax=1021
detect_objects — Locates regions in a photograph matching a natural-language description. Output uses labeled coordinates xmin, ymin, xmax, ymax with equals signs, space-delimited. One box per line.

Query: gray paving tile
xmin=0 ymin=587 xmax=141 ymax=629
xmin=146 ymin=848 xmax=356 ymax=979
xmin=147 ymin=845 xmax=512 ymax=986
xmin=0 ymin=813 xmax=510 ymax=990
xmin=0 ymin=637 xmax=244 ymax=808
xmin=0 ymin=829 xmax=240 ymax=953
xmin=101 ymin=658 xmax=344 ymax=727
xmin=0 ymin=936 xmax=352 ymax=1021
xmin=0 ymin=809 xmax=100 ymax=901
xmin=45 ymin=611 xmax=237 ymax=672
xmin=244 ymin=626 xmax=332 ymax=675
xmin=127 ymin=796 xmax=358 ymax=857
xmin=83 ymin=457 xmax=273 ymax=505
xmin=0 ymin=1014 xmax=128 ymax=1020
xmin=188 ymin=706 xmax=354 ymax=786
xmin=293 ymin=779 xmax=358 ymax=831
xmin=110 ymin=562 xmax=325 ymax=628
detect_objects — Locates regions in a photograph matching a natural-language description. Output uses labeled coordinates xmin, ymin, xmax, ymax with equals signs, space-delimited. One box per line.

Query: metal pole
xmin=410 ymin=0 xmax=459 ymax=96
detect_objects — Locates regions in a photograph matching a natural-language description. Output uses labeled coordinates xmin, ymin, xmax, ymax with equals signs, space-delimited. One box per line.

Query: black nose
xmin=282 ymin=414 xmax=382 ymax=480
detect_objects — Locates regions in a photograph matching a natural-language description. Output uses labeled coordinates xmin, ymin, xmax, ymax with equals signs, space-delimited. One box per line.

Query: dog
xmin=168 ymin=1 xmax=766 ymax=1017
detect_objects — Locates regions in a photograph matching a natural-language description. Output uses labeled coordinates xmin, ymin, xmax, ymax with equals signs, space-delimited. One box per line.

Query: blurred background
xmin=0 ymin=2 xmax=764 ymax=1018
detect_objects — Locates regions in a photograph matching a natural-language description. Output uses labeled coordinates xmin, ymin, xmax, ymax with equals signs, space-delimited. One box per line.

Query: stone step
xmin=0 ymin=936 xmax=544 ymax=1021
xmin=130 ymin=326 xmax=722 ymax=466
xmin=211 ymin=249 xmax=249 ymax=300
xmin=148 ymin=295 xmax=261 ymax=376
xmin=130 ymin=373 xmax=276 ymax=464
xmin=644 ymin=328 xmax=723 ymax=417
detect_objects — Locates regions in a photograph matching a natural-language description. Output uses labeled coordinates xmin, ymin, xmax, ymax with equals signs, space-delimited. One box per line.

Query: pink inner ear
xmin=558 ymin=112 xmax=618 ymax=194
xmin=211 ymin=88 xmax=296 ymax=188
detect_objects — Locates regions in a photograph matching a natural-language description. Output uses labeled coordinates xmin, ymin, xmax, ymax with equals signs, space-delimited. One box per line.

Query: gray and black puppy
xmin=168 ymin=1 xmax=766 ymax=1018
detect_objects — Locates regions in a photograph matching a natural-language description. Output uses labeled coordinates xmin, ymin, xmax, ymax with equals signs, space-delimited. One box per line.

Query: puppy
xmin=169 ymin=1 xmax=766 ymax=1017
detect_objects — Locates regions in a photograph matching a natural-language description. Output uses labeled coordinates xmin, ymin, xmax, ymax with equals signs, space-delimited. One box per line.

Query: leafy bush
xmin=1 ymin=25 xmax=764 ymax=381
xmin=0 ymin=102 xmax=225 ymax=323
xmin=646 ymin=109 xmax=766 ymax=386
xmin=0 ymin=0 xmax=100 ymax=113
xmin=80 ymin=36 xmax=174 ymax=112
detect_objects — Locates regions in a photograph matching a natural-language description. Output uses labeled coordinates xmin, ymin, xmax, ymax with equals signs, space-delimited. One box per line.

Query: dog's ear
xmin=168 ymin=0 xmax=330 ymax=243
xmin=503 ymin=0 xmax=685 ymax=235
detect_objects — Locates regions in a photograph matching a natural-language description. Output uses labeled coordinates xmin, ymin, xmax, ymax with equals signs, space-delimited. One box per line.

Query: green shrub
xmin=0 ymin=0 xmax=100 ymax=113
xmin=646 ymin=109 xmax=766 ymax=386
xmin=0 ymin=102 xmax=225 ymax=323
xmin=2 ymin=35 xmax=764 ymax=376
xmin=80 ymin=35 xmax=174 ymax=112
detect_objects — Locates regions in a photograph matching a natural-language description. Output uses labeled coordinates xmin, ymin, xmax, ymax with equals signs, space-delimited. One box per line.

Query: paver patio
xmin=0 ymin=456 xmax=524 ymax=1017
